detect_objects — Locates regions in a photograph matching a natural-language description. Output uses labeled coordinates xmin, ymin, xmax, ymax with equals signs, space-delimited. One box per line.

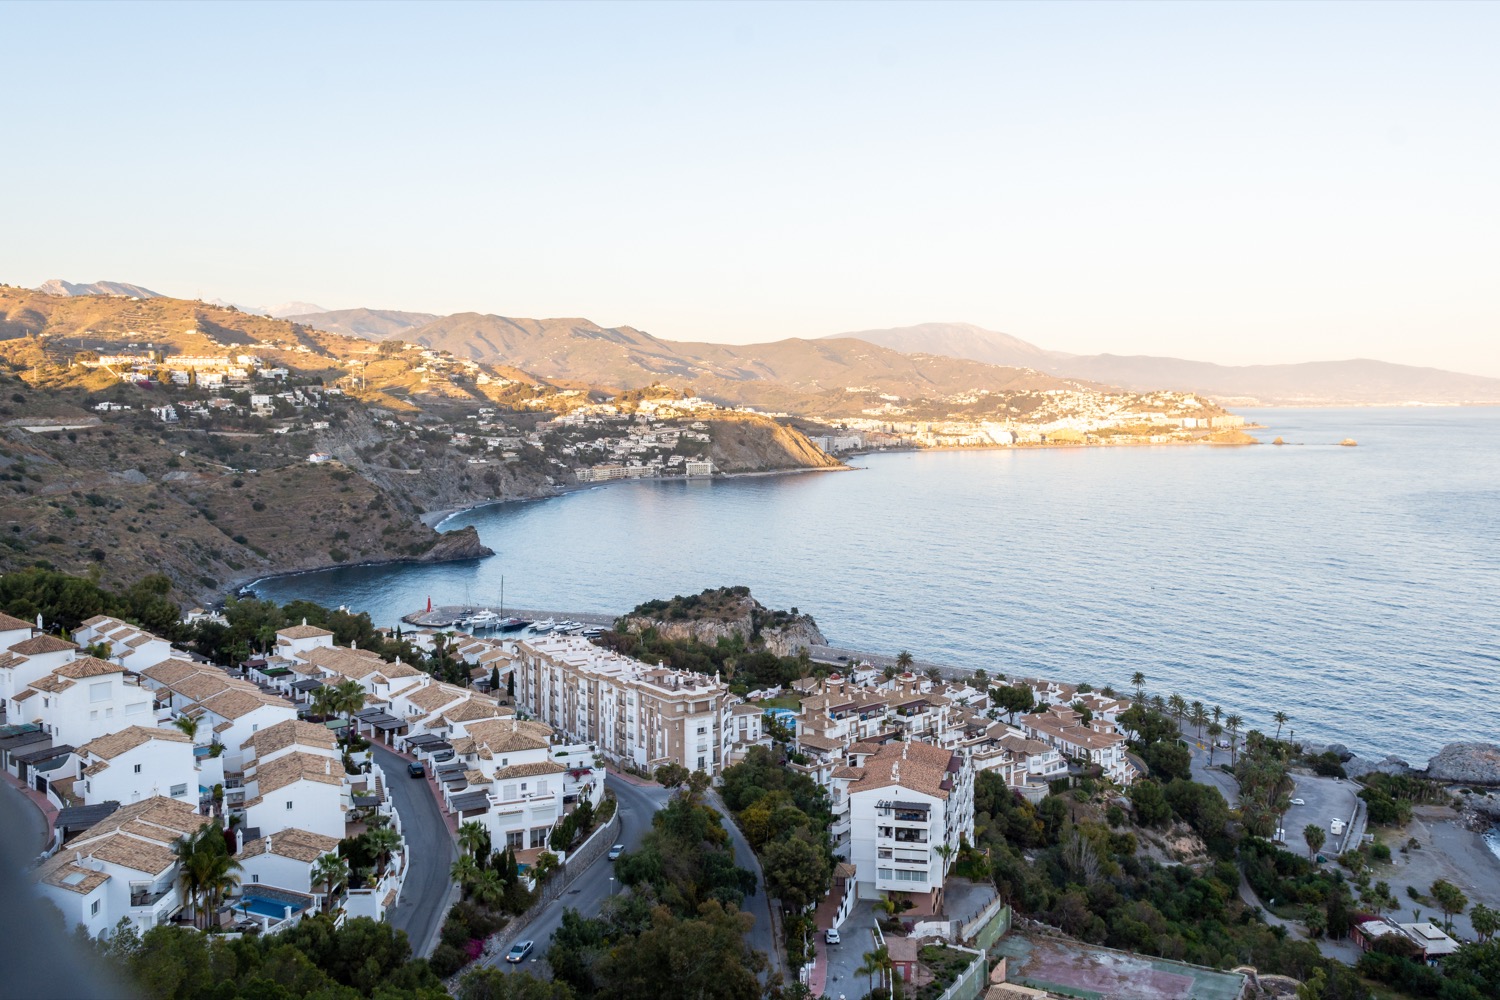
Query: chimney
xmin=324 ymin=759 xmax=330 ymax=774
xmin=266 ymin=834 xmax=272 ymax=854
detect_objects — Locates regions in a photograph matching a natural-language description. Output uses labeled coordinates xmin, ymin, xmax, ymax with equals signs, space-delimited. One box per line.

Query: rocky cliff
xmin=619 ymin=586 xmax=826 ymax=655
xmin=1424 ymin=742 xmax=1500 ymax=786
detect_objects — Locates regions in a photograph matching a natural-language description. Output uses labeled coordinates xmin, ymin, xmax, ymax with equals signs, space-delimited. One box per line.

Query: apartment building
xmin=72 ymin=725 xmax=197 ymax=808
xmin=835 ymin=740 xmax=975 ymax=910
xmin=72 ymin=616 xmax=176 ymax=671
xmin=1021 ymin=705 xmax=1134 ymax=786
xmin=514 ymin=634 xmax=728 ymax=775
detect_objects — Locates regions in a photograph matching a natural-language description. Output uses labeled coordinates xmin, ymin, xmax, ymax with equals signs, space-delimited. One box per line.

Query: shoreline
xmin=423 ymin=463 xmax=850 ymax=529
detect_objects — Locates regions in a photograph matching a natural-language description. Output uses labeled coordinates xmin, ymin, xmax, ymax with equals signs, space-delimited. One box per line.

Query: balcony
xmin=130 ymin=882 xmax=174 ymax=908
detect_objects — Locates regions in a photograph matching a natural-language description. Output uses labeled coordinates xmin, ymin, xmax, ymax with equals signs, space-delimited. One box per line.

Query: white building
xmin=73 ymin=616 xmax=177 ymax=672
xmin=20 ymin=657 xmax=155 ymax=747
xmin=836 ymin=740 xmax=975 ymax=911
xmin=0 ymin=627 xmax=77 ymax=712
xmin=72 ymin=726 xmax=198 ymax=808
xmin=31 ymin=796 xmax=203 ymax=938
xmin=514 ymin=635 xmax=729 ymax=775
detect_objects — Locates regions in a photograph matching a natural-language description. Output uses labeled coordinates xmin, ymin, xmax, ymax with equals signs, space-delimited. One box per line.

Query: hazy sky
xmin=5 ymin=2 xmax=1498 ymax=375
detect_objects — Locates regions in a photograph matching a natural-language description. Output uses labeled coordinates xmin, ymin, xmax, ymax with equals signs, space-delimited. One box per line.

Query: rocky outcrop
xmin=416 ymin=525 xmax=493 ymax=563
xmin=620 ymin=587 xmax=826 ymax=655
xmin=1456 ymin=791 xmax=1500 ymax=832
xmin=1344 ymin=755 xmax=1415 ymax=780
xmin=1424 ymin=742 xmax=1500 ymax=786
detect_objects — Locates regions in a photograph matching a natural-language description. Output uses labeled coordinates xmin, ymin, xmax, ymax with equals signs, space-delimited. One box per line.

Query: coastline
xmin=422 ymin=463 xmax=851 ymax=530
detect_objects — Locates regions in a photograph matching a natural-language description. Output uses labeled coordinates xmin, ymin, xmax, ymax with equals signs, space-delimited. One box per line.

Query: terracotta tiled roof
xmin=54 ymin=656 xmax=125 ymax=679
xmin=10 ymin=634 xmax=76 ymax=655
xmin=79 ymin=725 xmax=191 ymax=760
xmin=240 ymin=719 xmax=337 ymax=756
xmin=0 ymin=612 xmax=35 ymax=631
xmin=276 ymin=624 xmax=334 ymax=641
xmin=34 ymin=796 xmax=201 ymax=890
xmin=493 ymin=761 xmax=566 ymax=780
xmin=141 ymin=659 xmax=208 ymax=686
xmin=237 ymin=827 xmax=340 ymax=863
xmin=249 ymin=750 xmax=344 ymax=797
xmin=201 ymin=688 xmax=289 ymax=720
xmin=847 ymin=741 xmax=957 ymax=800
xmin=464 ymin=717 xmax=552 ymax=754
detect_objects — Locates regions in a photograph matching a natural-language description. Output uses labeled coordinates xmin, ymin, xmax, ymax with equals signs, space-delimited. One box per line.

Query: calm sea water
xmin=255 ymin=408 xmax=1500 ymax=763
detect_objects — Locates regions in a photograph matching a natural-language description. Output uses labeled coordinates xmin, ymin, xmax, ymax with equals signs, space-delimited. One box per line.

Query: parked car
xmin=506 ymin=941 xmax=533 ymax=964
xmin=608 ymin=843 xmax=625 ymax=861
xmin=825 ymin=928 xmax=840 ymax=945
xmin=407 ymin=762 xmax=425 ymax=778
xmin=1291 ymin=797 xmax=1306 ymax=806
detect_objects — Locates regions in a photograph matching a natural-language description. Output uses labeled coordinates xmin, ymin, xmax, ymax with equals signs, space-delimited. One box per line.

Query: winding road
xmin=372 ymin=744 xmax=457 ymax=958
xmin=490 ymin=775 xmax=782 ymax=980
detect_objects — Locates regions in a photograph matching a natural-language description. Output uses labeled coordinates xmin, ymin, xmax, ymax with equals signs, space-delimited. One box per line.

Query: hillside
xmin=0 ymin=287 xmax=846 ymax=603
xmin=287 ymin=307 xmax=440 ymax=339
xmin=359 ymin=312 xmax=1099 ymax=418
xmin=837 ymin=322 xmax=1500 ymax=406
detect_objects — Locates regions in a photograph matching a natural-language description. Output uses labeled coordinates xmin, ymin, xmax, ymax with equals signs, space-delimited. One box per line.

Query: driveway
xmin=487 ymin=773 xmax=670 ymax=975
xmin=820 ymin=900 xmax=880 ymax=999
xmin=372 ymin=744 xmax=457 ymax=958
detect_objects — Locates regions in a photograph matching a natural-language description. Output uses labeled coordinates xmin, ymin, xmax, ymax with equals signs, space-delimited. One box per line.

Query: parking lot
xmin=1282 ymin=771 xmax=1362 ymax=860
xmin=820 ymin=900 xmax=880 ymax=1000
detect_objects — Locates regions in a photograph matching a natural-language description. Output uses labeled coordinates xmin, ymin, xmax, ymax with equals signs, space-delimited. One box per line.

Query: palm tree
xmin=1189 ymin=702 xmax=1208 ymax=739
xmin=857 ymin=944 xmax=893 ymax=996
xmin=1303 ymin=824 xmax=1325 ymax=861
xmin=883 ymin=665 xmax=898 ymax=682
xmin=925 ymin=667 xmax=941 ymax=685
xmin=1273 ymin=711 xmax=1289 ymax=741
xmin=1130 ymin=672 xmax=1146 ymax=703
xmin=173 ymin=823 xmax=241 ymax=930
xmin=895 ymin=650 xmax=914 ymax=673
xmin=1206 ymin=723 xmax=1223 ymax=764
xmin=1470 ymin=902 xmax=1499 ymax=943
xmin=450 ymin=855 xmax=481 ymax=897
xmin=365 ymin=826 xmax=402 ymax=876
xmin=1212 ymin=704 xmax=1223 ymax=726
xmin=458 ymin=820 xmax=488 ymax=859
xmin=310 ymin=684 xmax=339 ymax=720
xmin=973 ymin=668 xmax=988 ymax=688
xmin=471 ymin=868 xmax=506 ymax=910
xmin=333 ymin=679 xmax=366 ymax=735
xmin=1225 ymin=714 xmax=1242 ymax=765
xmin=1167 ymin=693 xmax=1187 ymax=727
xmin=311 ymin=852 xmax=349 ymax=913
xmin=934 ymin=843 xmax=955 ymax=876
xmin=173 ymin=714 xmax=199 ymax=742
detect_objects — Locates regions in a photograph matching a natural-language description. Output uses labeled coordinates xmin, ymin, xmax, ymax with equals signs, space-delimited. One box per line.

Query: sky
xmin=4 ymin=1 xmax=1498 ymax=376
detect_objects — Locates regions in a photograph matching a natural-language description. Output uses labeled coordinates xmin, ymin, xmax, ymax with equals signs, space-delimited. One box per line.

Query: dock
xmin=400 ymin=604 xmax=618 ymax=629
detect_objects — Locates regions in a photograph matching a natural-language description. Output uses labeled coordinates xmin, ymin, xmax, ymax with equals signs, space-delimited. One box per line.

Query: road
xmin=372 ymin=745 xmax=457 ymax=958
xmin=708 ymin=788 xmax=782 ymax=980
xmin=487 ymin=773 xmax=670 ymax=975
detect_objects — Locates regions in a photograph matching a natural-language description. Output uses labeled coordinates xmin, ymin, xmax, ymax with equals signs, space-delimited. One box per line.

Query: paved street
xmin=821 ymin=900 xmax=880 ymax=999
xmin=372 ymin=744 xmax=458 ymax=958
xmin=487 ymin=773 xmax=670 ymax=975
xmin=708 ymin=788 xmax=782 ymax=981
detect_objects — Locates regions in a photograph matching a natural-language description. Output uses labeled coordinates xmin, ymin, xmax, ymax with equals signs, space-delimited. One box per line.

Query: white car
xmin=608 ymin=844 xmax=625 ymax=861
xmin=825 ymin=928 xmax=840 ymax=945
xmin=506 ymin=940 xmax=533 ymax=964
xmin=1291 ymin=797 xmax=1306 ymax=806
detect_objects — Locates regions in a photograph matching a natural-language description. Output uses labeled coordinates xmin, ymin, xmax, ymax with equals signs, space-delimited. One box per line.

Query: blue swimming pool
xmin=239 ymin=895 xmax=306 ymax=919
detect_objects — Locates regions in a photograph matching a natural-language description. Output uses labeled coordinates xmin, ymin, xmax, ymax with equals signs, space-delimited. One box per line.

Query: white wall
xmin=82 ymin=740 xmax=197 ymax=807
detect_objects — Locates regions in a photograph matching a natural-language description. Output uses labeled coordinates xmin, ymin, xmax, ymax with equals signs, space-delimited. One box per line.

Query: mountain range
xmin=29 ymin=280 xmax=1500 ymax=405
xmin=838 ymin=323 xmax=1500 ymax=406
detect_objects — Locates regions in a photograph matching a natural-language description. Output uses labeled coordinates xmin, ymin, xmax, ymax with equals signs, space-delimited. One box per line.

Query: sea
xmin=253 ymin=407 xmax=1500 ymax=766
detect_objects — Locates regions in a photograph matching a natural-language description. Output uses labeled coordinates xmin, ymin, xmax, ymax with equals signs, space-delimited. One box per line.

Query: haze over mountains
xmin=838 ymin=323 xmax=1500 ymax=405
xmin=28 ymin=280 xmax=1500 ymax=405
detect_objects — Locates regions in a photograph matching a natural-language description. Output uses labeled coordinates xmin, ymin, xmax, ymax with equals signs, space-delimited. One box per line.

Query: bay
xmin=254 ymin=407 xmax=1500 ymax=762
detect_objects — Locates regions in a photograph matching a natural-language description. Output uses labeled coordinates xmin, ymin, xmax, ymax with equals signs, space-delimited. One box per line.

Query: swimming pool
xmin=238 ymin=895 xmax=306 ymax=920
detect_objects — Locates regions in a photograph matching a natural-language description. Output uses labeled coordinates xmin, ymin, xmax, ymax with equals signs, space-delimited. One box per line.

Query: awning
xmin=14 ymin=744 xmax=73 ymax=765
xmin=449 ymin=791 xmax=491 ymax=813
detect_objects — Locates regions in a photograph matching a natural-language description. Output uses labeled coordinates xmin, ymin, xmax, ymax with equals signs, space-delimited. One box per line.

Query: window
xmin=697 ymin=756 xmax=706 ymax=770
xmin=134 ymin=764 xmax=142 ymax=774
xmin=90 ymin=681 xmax=111 ymax=703
xmin=251 ymin=874 xmax=260 ymax=884
xmin=285 ymin=801 xmax=294 ymax=810
xmin=170 ymin=784 xmax=188 ymax=797
xmin=506 ymin=830 xmax=524 ymax=850
xmin=529 ymin=827 xmax=548 ymax=848
xmin=91 ymin=900 xmax=100 ymax=917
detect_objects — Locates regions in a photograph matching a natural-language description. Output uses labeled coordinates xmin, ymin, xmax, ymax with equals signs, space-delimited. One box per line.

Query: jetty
xmin=401 ymin=604 xmax=617 ymax=629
